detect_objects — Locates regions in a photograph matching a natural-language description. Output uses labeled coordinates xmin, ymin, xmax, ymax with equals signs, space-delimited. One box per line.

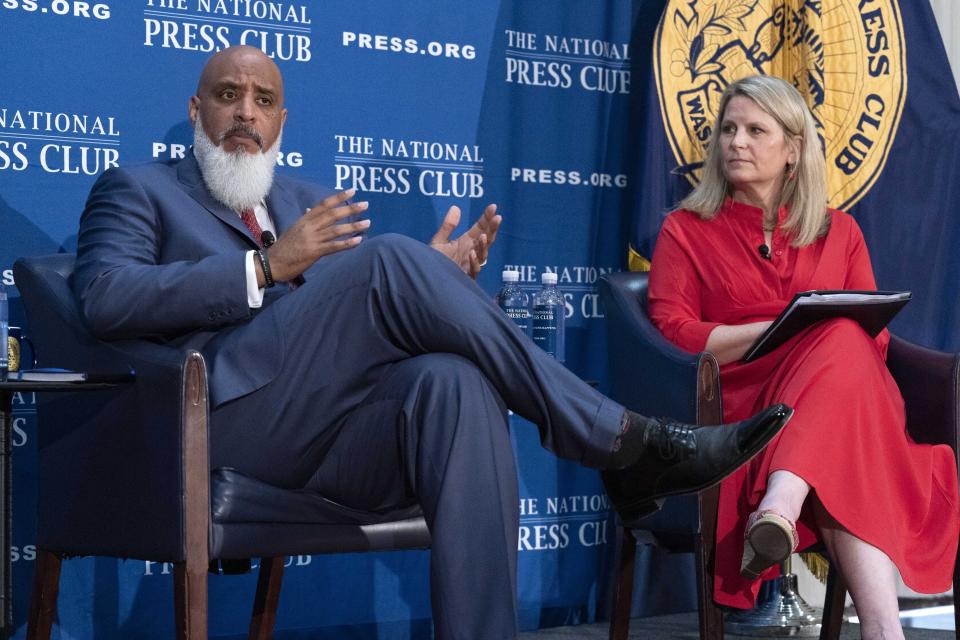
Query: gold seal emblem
xmin=654 ymin=0 xmax=906 ymax=210
xmin=7 ymin=337 xmax=19 ymax=373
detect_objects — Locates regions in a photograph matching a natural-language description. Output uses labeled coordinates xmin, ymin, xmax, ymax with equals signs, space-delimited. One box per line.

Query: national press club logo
xmin=655 ymin=0 xmax=906 ymax=210
xmin=333 ymin=133 xmax=485 ymax=199
xmin=503 ymin=29 xmax=630 ymax=95
xmin=0 ymin=108 xmax=120 ymax=175
xmin=501 ymin=26 xmax=630 ymax=189
xmin=142 ymin=0 xmax=312 ymax=62
xmin=518 ymin=493 xmax=611 ymax=552
xmin=8 ymin=391 xmax=36 ymax=568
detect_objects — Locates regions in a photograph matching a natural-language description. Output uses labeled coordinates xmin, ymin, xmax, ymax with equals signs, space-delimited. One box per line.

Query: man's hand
xmin=259 ymin=188 xmax=370 ymax=285
xmin=429 ymin=204 xmax=501 ymax=278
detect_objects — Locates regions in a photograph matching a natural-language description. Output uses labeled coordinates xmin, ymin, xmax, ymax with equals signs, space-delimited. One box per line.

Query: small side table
xmin=0 ymin=377 xmax=131 ymax=638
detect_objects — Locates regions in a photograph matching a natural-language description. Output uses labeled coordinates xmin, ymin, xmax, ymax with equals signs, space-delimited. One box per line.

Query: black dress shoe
xmin=601 ymin=404 xmax=793 ymax=523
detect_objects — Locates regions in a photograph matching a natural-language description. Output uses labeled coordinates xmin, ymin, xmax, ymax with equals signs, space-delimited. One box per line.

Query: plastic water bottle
xmin=0 ymin=282 xmax=8 ymax=380
xmin=532 ymin=272 xmax=565 ymax=362
xmin=496 ymin=269 xmax=530 ymax=335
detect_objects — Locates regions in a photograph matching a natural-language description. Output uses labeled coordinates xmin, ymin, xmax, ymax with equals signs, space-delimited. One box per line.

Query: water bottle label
xmin=532 ymin=304 xmax=557 ymax=356
xmin=505 ymin=307 xmax=529 ymax=332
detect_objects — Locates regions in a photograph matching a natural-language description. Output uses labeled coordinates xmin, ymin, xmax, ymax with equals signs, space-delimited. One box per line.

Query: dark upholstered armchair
xmin=599 ymin=271 xmax=724 ymax=640
xmin=14 ymin=254 xmax=431 ymax=640
xmin=599 ymin=271 xmax=960 ymax=640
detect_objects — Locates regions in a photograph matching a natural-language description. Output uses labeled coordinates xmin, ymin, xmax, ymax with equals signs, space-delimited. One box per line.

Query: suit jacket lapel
xmin=178 ymin=151 xmax=260 ymax=248
xmin=265 ymin=180 xmax=301 ymax=236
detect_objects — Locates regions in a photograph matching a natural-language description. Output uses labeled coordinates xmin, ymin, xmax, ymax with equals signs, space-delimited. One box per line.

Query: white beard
xmin=192 ymin=119 xmax=281 ymax=212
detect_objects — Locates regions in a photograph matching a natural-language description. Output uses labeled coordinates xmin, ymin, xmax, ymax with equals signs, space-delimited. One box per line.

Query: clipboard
xmin=742 ymin=290 xmax=912 ymax=362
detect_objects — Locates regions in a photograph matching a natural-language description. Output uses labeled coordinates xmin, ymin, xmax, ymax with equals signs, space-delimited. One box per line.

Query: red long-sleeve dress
xmin=647 ymin=198 xmax=960 ymax=609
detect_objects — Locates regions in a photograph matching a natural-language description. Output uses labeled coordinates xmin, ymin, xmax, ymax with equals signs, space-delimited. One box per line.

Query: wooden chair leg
xmin=249 ymin=557 xmax=285 ymax=640
xmin=174 ymin=560 xmax=208 ymax=640
xmin=175 ymin=351 xmax=211 ymax=640
xmin=694 ymin=537 xmax=724 ymax=640
xmin=26 ymin=549 xmax=61 ymax=640
xmin=819 ymin=564 xmax=847 ymax=640
xmin=696 ymin=362 xmax=724 ymax=640
xmin=609 ymin=526 xmax=637 ymax=640
xmin=953 ymin=539 xmax=960 ymax=640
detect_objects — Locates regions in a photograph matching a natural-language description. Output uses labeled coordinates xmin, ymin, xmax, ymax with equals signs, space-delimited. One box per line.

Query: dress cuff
xmin=676 ymin=320 xmax=722 ymax=354
xmin=245 ymin=250 xmax=265 ymax=308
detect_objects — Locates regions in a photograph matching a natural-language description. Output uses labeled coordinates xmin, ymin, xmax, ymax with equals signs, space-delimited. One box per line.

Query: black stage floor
xmin=519 ymin=611 xmax=954 ymax=639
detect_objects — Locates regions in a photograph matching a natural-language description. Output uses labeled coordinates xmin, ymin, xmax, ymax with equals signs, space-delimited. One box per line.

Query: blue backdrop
xmin=0 ymin=1 xmax=699 ymax=637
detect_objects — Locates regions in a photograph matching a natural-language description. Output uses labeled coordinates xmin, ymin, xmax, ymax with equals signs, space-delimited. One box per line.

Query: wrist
xmin=255 ymin=249 xmax=275 ymax=288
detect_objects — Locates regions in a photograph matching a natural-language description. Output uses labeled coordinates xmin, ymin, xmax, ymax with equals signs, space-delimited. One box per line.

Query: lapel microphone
xmin=758 ymin=244 xmax=771 ymax=260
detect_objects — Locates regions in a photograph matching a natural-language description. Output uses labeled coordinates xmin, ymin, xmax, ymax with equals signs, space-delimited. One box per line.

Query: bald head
xmin=196 ymin=46 xmax=284 ymax=102
xmin=189 ymin=45 xmax=287 ymax=154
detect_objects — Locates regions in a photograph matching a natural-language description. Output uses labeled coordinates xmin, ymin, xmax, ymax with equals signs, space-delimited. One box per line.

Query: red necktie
xmin=240 ymin=208 xmax=263 ymax=247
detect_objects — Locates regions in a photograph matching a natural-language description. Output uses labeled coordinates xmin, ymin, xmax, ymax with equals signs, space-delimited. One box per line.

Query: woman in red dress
xmin=647 ymin=75 xmax=959 ymax=640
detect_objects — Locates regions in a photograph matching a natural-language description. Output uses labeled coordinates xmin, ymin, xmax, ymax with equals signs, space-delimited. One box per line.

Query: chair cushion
xmin=211 ymin=467 xmax=423 ymax=525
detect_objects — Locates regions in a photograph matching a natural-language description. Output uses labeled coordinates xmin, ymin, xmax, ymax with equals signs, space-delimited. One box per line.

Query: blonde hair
xmin=679 ymin=75 xmax=829 ymax=247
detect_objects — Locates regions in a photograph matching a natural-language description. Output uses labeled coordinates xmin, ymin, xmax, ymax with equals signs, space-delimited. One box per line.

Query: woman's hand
xmin=706 ymin=321 xmax=774 ymax=365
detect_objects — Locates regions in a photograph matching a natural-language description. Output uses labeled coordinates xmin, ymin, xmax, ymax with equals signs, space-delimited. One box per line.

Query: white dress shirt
xmin=243 ymin=200 xmax=277 ymax=308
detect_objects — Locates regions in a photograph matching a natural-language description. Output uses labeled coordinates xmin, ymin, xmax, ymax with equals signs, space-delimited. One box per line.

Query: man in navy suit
xmin=73 ymin=46 xmax=790 ymax=639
